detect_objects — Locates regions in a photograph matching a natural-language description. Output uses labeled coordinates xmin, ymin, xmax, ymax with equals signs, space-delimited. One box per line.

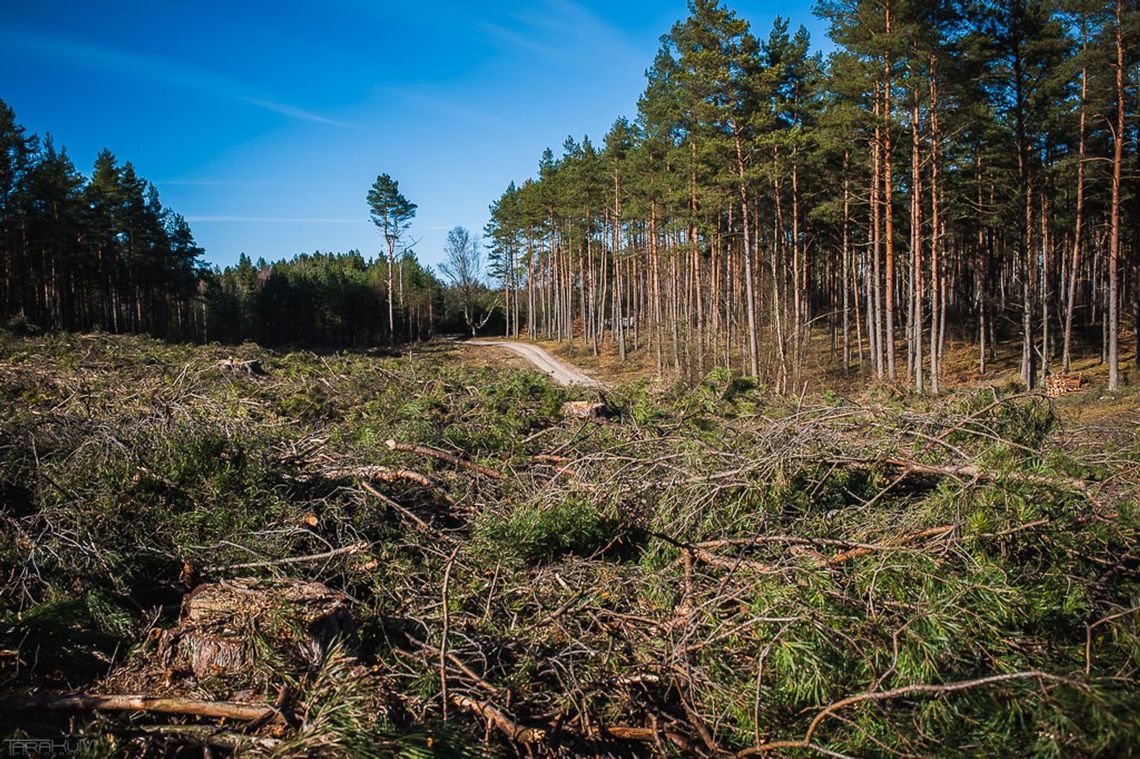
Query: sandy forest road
xmin=464 ymin=340 xmax=605 ymax=389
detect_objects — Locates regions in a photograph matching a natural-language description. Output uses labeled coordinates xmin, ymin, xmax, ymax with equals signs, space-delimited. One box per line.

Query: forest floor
xmin=535 ymin=329 xmax=1140 ymax=434
xmin=0 ymin=330 xmax=1137 ymax=757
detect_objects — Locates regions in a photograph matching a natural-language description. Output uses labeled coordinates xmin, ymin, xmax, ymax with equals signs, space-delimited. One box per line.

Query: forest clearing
xmin=2 ymin=0 xmax=1139 ymax=754
xmin=1 ymin=331 xmax=1137 ymax=756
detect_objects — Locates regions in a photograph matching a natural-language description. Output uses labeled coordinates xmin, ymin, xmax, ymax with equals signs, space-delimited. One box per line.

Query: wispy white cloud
xmin=0 ymin=26 xmax=350 ymax=127
xmin=477 ymin=0 xmax=641 ymax=69
xmin=157 ymin=179 xmax=292 ymax=187
xmin=187 ymin=216 xmax=364 ymax=224
xmin=241 ymin=98 xmax=348 ymax=127
xmin=379 ymin=86 xmax=510 ymax=129
xmin=477 ymin=22 xmax=563 ymax=60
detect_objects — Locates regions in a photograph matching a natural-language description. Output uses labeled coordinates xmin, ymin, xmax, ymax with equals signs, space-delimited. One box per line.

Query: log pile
xmin=1044 ymin=371 xmax=1087 ymax=397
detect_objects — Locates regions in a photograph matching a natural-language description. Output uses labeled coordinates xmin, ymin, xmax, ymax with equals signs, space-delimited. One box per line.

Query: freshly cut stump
xmin=217 ymin=359 xmax=267 ymax=376
xmin=562 ymin=401 xmax=606 ymax=419
xmin=167 ymin=578 xmax=354 ymax=680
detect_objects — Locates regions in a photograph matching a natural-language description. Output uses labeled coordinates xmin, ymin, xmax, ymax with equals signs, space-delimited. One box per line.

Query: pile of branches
xmin=0 ymin=333 xmax=1137 ymax=756
xmin=349 ymin=390 xmax=1137 ymax=757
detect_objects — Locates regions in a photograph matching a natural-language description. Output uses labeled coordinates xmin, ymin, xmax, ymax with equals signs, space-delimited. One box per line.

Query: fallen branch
xmin=692 ymin=546 xmax=781 ymax=575
xmin=825 ymin=525 xmax=955 ymax=566
xmin=385 ymin=439 xmax=503 ymax=480
xmin=450 ymin=694 xmax=547 ymax=743
xmin=834 ymin=456 xmax=1092 ymax=494
xmin=4 ymin=692 xmax=274 ymax=722
xmin=591 ymin=724 xmax=692 ymax=751
xmin=736 ymin=670 xmax=1077 ymax=755
xmin=1086 ymin=606 xmax=1140 ymax=675
xmin=137 ymin=725 xmax=281 ymax=751
xmin=206 ymin=542 xmax=368 ymax=573
xmin=651 ymin=531 xmax=781 ymax=575
xmin=359 ymin=481 xmax=455 ymax=542
xmin=323 ymin=465 xmax=460 ymax=509
xmin=440 ymin=545 xmax=460 ymax=721
xmin=406 ymin=633 xmax=501 ymax=695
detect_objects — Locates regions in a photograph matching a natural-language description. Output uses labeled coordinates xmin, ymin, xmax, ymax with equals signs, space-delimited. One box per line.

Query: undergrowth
xmin=0 ymin=331 xmax=1136 ymax=757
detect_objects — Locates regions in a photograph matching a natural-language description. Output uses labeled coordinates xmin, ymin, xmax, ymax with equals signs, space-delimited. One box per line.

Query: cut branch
xmin=831 ymin=456 xmax=1092 ymax=493
xmin=450 ymin=694 xmax=547 ymax=743
xmin=736 ymin=670 xmax=1077 ymax=755
xmin=385 ymin=439 xmax=503 ymax=480
xmin=4 ymin=692 xmax=275 ymax=722
xmin=323 ymin=465 xmax=460 ymax=509
xmin=206 ymin=542 xmax=368 ymax=572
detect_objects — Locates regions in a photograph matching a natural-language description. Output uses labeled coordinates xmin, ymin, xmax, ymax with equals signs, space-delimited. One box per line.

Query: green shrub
xmin=475 ymin=496 xmax=617 ymax=563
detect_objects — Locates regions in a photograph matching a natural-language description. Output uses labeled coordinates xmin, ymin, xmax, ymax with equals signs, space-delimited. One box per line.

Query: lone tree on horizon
xmin=367 ymin=173 xmax=416 ymax=342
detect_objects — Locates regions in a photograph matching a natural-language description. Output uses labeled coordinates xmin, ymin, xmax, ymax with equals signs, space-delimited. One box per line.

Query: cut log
xmin=1045 ymin=372 xmax=1088 ymax=397
xmin=2 ymin=692 xmax=273 ymax=722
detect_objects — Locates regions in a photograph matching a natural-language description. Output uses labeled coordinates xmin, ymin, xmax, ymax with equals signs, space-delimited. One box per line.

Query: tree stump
xmin=562 ymin=401 xmax=606 ymax=419
xmin=217 ymin=359 xmax=266 ymax=376
xmin=163 ymin=578 xmax=354 ymax=680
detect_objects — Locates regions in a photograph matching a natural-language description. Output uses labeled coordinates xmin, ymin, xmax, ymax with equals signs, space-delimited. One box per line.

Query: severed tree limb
xmin=1086 ymin=605 xmax=1140 ymax=675
xmin=206 ymin=542 xmax=368 ymax=573
xmin=590 ymin=724 xmax=692 ymax=751
xmin=698 ymin=536 xmax=884 ymax=552
xmin=532 ymin=453 xmax=572 ymax=464
xmin=359 ymin=481 xmax=456 ymax=543
xmin=832 ymin=456 xmax=1092 ymax=494
xmin=825 ymin=525 xmax=955 ymax=566
xmin=405 ymin=633 xmax=501 ymax=695
xmin=3 ymin=692 xmax=274 ymax=722
xmin=650 ymin=530 xmax=782 ymax=575
xmin=324 ymin=465 xmax=439 ymax=489
xmin=736 ymin=670 xmax=1078 ymax=756
xmin=137 ymin=725 xmax=281 ymax=751
xmin=385 ymin=439 xmax=503 ymax=480
xmin=691 ymin=544 xmax=781 ymax=575
xmin=440 ymin=545 xmax=460 ymax=722
xmin=450 ymin=694 xmax=547 ymax=743
xmin=323 ymin=465 xmax=460 ymax=509
xmin=450 ymin=694 xmax=692 ymax=751
xmin=703 ymin=513 xmax=1115 ymax=569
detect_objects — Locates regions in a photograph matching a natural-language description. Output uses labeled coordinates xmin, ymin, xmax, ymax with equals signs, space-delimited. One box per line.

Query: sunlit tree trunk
xmin=733 ymin=121 xmax=759 ymax=377
xmin=1107 ymin=0 xmax=1124 ymax=390
xmin=884 ymin=0 xmax=897 ymax=381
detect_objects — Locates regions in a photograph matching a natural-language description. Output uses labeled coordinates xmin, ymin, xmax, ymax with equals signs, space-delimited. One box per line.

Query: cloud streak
xmin=0 ymin=26 xmax=349 ymax=127
xmin=187 ymin=216 xmax=364 ymax=224
xmin=157 ymin=179 xmax=293 ymax=188
xmin=477 ymin=0 xmax=642 ymax=69
xmin=379 ymin=86 xmax=510 ymax=129
xmin=477 ymin=22 xmax=564 ymax=61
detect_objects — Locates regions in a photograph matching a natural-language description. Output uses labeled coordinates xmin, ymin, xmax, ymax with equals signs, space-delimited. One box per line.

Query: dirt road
xmin=466 ymin=340 xmax=604 ymax=389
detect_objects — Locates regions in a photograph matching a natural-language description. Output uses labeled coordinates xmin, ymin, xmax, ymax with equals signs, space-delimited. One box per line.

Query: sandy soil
xmin=465 ymin=340 xmax=605 ymax=388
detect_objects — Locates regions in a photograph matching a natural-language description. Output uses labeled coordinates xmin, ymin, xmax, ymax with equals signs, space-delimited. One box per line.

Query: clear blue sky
xmin=0 ymin=0 xmax=826 ymax=271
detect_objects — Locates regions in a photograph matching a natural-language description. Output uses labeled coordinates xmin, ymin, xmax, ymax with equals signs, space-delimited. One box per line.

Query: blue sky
xmin=0 ymin=0 xmax=826 ymax=270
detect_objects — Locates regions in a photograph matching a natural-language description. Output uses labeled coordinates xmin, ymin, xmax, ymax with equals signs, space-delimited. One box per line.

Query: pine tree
xmin=367 ymin=173 xmax=417 ymax=343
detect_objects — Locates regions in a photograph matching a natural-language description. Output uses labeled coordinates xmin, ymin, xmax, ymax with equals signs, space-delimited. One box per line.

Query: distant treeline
xmin=0 ymin=100 xmax=462 ymax=348
xmin=0 ymin=101 xmax=203 ymax=340
xmin=203 ymin=250 xmax=445 ymax=347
